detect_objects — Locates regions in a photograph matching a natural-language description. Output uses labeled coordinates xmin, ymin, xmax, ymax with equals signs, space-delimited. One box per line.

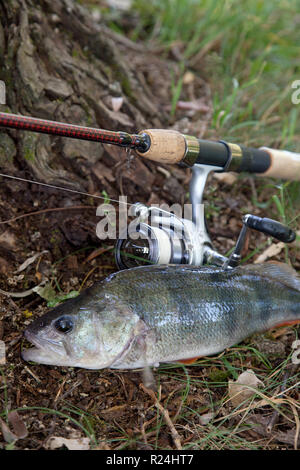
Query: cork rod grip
xmin=258 ymin=147 xmax=300 ymax=181
xmin=135 ymin=129 xmax=186 ymax=164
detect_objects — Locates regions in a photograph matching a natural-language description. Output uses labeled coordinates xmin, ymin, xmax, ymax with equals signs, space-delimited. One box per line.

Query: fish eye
xmin=54 ymin=316 xmax=74 ymax=334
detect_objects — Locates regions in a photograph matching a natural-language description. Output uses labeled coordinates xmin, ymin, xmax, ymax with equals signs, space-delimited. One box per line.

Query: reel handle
xmin=224 ymin=214 xmax=296 ymax=269
xmin=243 ymin=215 xmax=296 ymax=243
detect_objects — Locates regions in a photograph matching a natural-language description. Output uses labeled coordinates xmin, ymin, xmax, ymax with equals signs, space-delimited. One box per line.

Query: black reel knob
xmin=243 ymin=214 xmax=296 ymax=243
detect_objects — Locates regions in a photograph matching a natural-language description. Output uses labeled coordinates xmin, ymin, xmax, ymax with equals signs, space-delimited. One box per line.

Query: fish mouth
xmin=22 ymin=329 xmax=66 ymax=365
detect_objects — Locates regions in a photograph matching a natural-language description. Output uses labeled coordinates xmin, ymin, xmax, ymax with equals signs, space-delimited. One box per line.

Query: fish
xmin=22 ymin=262 xmax=300 ymax=369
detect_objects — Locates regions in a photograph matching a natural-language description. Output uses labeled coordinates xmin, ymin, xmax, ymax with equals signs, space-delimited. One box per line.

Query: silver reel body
xmin=115 ymin=164 xmax=226 ymax=270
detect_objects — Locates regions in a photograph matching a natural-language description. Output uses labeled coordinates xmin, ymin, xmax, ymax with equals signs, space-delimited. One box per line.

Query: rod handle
xmin=257 ymin=147 xmax=300 ymax=181
xmin=135 ymin=129 xmax=187 ymax=163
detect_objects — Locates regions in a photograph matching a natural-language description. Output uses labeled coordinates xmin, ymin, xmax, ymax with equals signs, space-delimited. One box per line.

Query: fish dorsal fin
xmin=243 ymin=262 xmax=300 ymax=292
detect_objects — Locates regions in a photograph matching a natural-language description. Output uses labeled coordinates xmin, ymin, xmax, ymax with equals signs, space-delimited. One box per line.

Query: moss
xmin=72 ymin=48 xmax=79 ymax=59
xmin=0 ymin=133 xmax=16 ymax=165
xmin=208 ymin=368 xmax=230 ymax=382
xmin=24 ymin=147 xmax=35 ymax=162
xmin=121 ymin=76 xmax=133 ymax=99
xmin=22 ymin=132 xmax=37 ymax=162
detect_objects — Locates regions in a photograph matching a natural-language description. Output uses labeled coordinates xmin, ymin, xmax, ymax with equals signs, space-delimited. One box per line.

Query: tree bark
xmin=0 ymin=0 xmax=175 ymax=197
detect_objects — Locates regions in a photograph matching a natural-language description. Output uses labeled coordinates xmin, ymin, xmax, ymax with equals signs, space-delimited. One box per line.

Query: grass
xmin=132 ymin=0 xmax=300 ymax=147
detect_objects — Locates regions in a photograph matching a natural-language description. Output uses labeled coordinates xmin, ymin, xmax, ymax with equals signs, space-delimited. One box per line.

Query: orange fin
xmin=273 ymin=320 xmax=300 ymax=328
xmin=177 ymin=356 xmax=201 ymax=365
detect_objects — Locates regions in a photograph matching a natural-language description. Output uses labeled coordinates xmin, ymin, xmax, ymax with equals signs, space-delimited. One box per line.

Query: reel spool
xmin=115 ymin=165 xmax=226 ymax=270
xmin=115 ymin=205 xmax=194 ymax=270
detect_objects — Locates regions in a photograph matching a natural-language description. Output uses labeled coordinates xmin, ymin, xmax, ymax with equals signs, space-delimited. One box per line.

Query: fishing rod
xmin=1 ymin=111 xmax=300 ymax=179
xmin=0 ymin=111 xmax=298 ymax=269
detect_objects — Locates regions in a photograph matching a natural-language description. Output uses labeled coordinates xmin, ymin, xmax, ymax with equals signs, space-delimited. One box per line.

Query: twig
xmin=266 ymin=364 xmax=299 ymax=435
xmin=140 ymin=383 xmax=182 ymax=450
xmin=24 ymin=365 xmax=41 ymax=383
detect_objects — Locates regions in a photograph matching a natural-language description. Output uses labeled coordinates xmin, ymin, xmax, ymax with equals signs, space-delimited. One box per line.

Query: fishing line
xmin=0 ymin=172 xmax=134 ymax=207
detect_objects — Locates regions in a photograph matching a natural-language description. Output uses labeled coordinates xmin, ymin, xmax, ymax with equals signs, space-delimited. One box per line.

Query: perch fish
xmin=22 ymin=263 xmax=300 ymax=369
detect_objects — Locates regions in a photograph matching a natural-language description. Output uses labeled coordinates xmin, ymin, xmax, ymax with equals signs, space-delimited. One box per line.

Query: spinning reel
xmin=115 ymin=163 xmax=296 ymax=270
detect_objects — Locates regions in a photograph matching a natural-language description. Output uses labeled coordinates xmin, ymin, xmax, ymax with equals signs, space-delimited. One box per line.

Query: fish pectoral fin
xmin=142 ymin=365 xmax=156 ymax=391
xmin=177 ymin=356 xmax=201 ymax=365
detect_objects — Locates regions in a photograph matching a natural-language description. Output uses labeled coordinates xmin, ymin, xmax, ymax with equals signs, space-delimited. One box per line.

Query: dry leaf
xmin=254 ymin=242 xmax=285 ymax=264
xmin=199 ymin=412 xmax=214 ymax=425
xmin=0 ymin=418 xmax=17 ymax=444
xmin=45 ymin=436 xmax=90 ymax=450
xmin=106 ymin=0 xmax=132 ymax=10
xmin=177 ymin=100 xmax=210 ymax=112
xmin=0 ymin=280 xmax=46 ymax=298
xmin=228 ymin=369 xmax=264 ymax=408
xmin=7 ymin=411 xmax=28 ymax=439
xmin=111 ymin=96 xmax=124 ymax=112
xmin=0 ymin=230 xmax=17 ymax=250
xmin=213 ymin=172 xmax=238 ymax=185
xmin=182 ymin=71 xmax=195 ymax=85
xmin=15 ymin=250 xmax=48 ymax=273
xmin=255 ymin=230 xmax=300 ymax=264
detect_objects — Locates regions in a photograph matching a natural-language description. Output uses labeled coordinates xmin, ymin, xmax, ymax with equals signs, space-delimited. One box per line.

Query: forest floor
xmin=0 ymin=0 xmax=299 ymax=450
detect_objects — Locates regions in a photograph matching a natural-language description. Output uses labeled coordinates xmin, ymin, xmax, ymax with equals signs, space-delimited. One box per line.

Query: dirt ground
xmin=0 ymin=8 xmax=299 ymax=449
xmin=0 ymin=155 xmax=299 ymax=450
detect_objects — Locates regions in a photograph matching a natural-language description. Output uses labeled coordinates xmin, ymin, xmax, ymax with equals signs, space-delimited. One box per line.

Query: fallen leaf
xmin=177 ymin=100 xmax=210 ymax=112
xmin=106 ymin=0 xmax=132 ymax=10
xmin=32 ymin=283 xmax=56 ymax=301
xmin=213 ymin=172 xmax=238 ymax=185
xmin=15 ymin=251 xmax=48 ymax=273
xmin=0 ymin=230 xmax=17 ymax=250
xmin=0 ymin=418 xmax=17 ymax=444
xmin=199 ymin=412 xmax=214 ymax=425
xmin=33 ymin=283 xmax=80 ymax=307
xmin=182 ymin=71 xmax=195 ymax=85
xmin=254 ymin=242 xmax=285 ymax=264
xmin=228 ymin=369 xmax=264 ymax=408
xmin=111 ymin=96 xmax=123 ymax=112
xmin=45 ymin=436 xmax=90 ymax=450
xmin=0 ymin=280 xmax=46 ymax=298
xmin=255 ymin=230 xmax=300 ymax=263
xmin=7 ymin=411 xmax=28 ymax=439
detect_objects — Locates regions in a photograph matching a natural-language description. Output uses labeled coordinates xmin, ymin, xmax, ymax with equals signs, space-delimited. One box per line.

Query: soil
xmin=0 ymin=0 xmax=299 ymax=451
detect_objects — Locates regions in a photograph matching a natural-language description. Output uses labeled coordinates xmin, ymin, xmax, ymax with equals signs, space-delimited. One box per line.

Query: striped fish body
xmin=22 ymin=263 xmax=300 ymax=369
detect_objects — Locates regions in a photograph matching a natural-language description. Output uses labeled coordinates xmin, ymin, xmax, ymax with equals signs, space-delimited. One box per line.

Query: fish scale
xmin=22 ymin=263 xmax=300 ymax=369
